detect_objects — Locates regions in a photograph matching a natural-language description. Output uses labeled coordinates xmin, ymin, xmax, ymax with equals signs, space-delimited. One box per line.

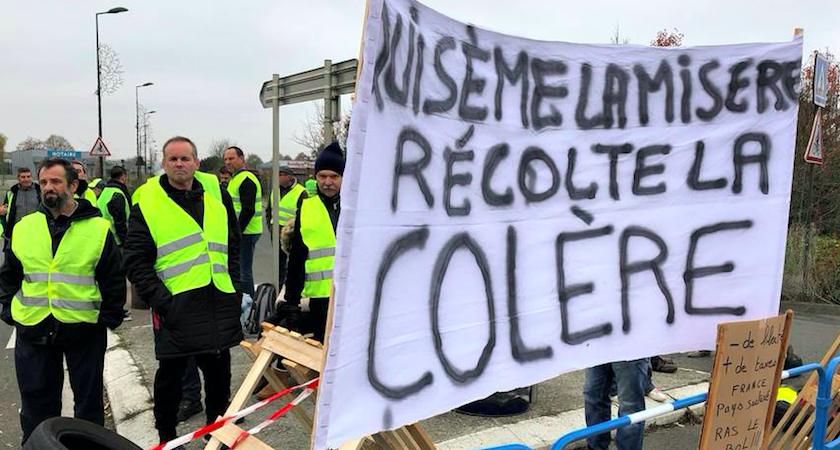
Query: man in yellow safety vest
xmin=266 ymin=164 xmax=307 ymax=290
xmin=0 ymin=157 xmax=126 ymax=444
xmin=125 ymin=136 xmax=242 ymax=444
xmin=97 ymin=166 xmax=131 ymax=246
xmin=266 ymin=142 xmax=343 ymax=342
xmin=223 ymin=146 xmax=262 ymax=298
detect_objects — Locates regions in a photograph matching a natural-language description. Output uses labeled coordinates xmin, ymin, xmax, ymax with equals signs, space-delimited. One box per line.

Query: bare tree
xmin=207 ymin=138 xmax=237 ymax=159
xmin=293 ymin=101 xmax=352 ymax=156
xmin=96 ymin=43 xmax=124 ymax=96
xmin=0 ymin=133 xmax=7 ymax=154
xmin=16 ymin=137 xmax=46 ymax=152
xmin=246 ymin=154 xmax=264 ymax=168
xmin=610 ymin=22 xmax=631 ymax=44
xmin=44 ymin=134 xmax=75 ymax=150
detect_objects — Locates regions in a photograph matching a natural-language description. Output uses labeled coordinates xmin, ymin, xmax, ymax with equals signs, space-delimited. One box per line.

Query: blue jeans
xmin=584 ymin=359 xmax=647 ymax=450
xmin=240 ymin=234 xmax=260 ymax=297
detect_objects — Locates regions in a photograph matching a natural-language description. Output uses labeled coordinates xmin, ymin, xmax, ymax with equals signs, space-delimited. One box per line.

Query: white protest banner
xmin=313 ymin=1 xmax=802 ymax=448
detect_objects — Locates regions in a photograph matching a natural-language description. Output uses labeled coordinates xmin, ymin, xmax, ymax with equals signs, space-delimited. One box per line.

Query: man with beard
xmin=0 ymin=157 xmax=125 ymax=444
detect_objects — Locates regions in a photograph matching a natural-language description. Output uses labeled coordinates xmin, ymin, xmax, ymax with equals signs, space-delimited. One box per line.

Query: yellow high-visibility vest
xmin=299 ymin=195 xmax=335 ymax=298
xmin=139 ymin=172 xmax=234 ymax=296
xmin=11 ymin=212 xmax=110 ymax=325
xmin=227 ymin=170 xmax=263 ymax=235
xmin=97 ymin=187 xmax=130 ymax=245
xmin=270 ymin=183 xmax=306 ymax=225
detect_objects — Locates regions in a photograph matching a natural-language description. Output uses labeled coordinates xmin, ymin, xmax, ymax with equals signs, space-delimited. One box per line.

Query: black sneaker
xmin=651 ymin=356 xmax=678 ymax=373
xmin=176 ymin=401 xmax=203 ymax=423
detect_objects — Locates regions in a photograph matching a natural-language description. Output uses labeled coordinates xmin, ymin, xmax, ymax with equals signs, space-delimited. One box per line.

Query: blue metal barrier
xmin=476 ymin=362 xmax=827 ymax=450
xmin=820 ymin=356 xmax=840 ymax=450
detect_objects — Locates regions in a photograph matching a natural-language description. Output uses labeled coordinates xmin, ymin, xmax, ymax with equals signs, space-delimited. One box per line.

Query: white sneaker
xmin=647 ymin=387 xmax=670 ymax=403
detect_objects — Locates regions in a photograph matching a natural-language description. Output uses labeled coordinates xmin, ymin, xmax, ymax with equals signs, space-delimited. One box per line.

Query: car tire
xmin=23 ymin=417 xmax=142 ymax=450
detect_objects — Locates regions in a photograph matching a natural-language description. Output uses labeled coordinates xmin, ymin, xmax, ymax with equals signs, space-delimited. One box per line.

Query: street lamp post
xmin=143 ymin=110 xmax=156 ymax=176
xmin=135 ymin=82 xmax=153 ymax=179
xmin=95 ymin=6 xmax=128 ymax=178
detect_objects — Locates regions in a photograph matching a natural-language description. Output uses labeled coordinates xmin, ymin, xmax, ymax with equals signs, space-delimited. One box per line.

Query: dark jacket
xmin=0 ymin=199 xmax=126 ymax=345
xmin=75 ymin=180 xmax=92 ymax=199
xmin=284 ymin=189 xmax=340 ymax=305
xmin=124 ymin=175 xmax=243 ymax=359
xmin=104 ymin=179 xmax=130 ymax=245
xmin=233 ymin=171 xmax=259 ymax=234
xmin=2 ymin=183 xmax=42 ymax=239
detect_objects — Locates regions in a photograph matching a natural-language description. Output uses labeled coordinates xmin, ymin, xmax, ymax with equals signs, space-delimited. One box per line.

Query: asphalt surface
xmin=0 ymin=228 xmax=838 ymax=450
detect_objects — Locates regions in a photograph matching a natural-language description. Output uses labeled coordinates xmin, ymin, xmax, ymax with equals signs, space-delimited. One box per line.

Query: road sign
xmin=47 ymin=149 xmax=81 ymax=159
xmin=804 ymin=109 xmax=823 ymax=164
xmin=259 ymin=59 xmax=358 ymax=109
xmin=814 ymin=54 xmax=829 ymax=107
xmin=89 ymin=137 xmax=111 ymax=157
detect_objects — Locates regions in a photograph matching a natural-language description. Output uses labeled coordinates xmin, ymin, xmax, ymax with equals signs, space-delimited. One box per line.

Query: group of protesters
xmin=0 ymin=136 xmax=346 ymax=448
xmin=0 ymin=131 xmax=708 ymax=450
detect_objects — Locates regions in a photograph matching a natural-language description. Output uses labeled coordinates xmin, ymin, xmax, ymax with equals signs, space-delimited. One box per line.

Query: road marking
xmin=6 ymin=328 xmax=15 ymax=349
xmin=62 ymin=362 xmax=73 ymax=416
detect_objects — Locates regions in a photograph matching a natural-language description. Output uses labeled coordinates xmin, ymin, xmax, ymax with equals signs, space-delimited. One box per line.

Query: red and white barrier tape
xmin=148 ymin=377 xmax=319 ymax=450
xmin=229 ymin=386 xmax=316 ymax=449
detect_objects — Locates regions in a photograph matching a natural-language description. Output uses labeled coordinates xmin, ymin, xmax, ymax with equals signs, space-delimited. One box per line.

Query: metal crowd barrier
xmin=476 ymin=360 xmax=838 ymax=450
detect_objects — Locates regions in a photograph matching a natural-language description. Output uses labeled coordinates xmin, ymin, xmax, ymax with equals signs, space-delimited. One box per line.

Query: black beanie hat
xmin=315 ymin=141 xmax=345 ymax=176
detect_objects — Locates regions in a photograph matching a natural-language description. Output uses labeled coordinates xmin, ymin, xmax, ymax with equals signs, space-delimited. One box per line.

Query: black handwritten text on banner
xmin=313 ymin=0 xmax=802 ymax=448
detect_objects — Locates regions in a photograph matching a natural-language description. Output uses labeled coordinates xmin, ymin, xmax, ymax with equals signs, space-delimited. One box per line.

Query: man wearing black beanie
xmin=265 ymin=142 xmax=343 ymax=341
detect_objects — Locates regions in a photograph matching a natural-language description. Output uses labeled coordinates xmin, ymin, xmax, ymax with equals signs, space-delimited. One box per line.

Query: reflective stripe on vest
xmin=10 ymin=212 xmax=109 ymax=325
xmin=97 ymin=187 xmax=130 ymax=244
xmin=300 ymin=196 xmax=336 ymax=298
xmin=140 ymin=172 xmax=234 ymax=296
xmin=227 ymin=170 xmax=263 ymax=235
xmin=270 ymin=183 xmax=306 ymax=224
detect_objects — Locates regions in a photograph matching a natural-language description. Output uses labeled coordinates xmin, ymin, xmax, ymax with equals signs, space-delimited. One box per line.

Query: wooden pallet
xmin=765 ymin=331 xmax=840 ymax=450
xmin=204 ymin=323 xmax=437 ymax=450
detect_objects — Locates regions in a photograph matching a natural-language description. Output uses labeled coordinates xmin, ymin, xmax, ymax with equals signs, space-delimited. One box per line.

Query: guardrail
xmin=476 ymin=361 xmax=834 ymax=450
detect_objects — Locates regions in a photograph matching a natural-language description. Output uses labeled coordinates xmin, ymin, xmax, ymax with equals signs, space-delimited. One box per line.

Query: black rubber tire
xmin=23 ymin=417 xmax=143 ymax=450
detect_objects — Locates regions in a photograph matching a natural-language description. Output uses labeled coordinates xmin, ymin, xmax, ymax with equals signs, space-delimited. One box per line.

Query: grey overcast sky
xmin=1 ymin=1 xmax=837 ymax=163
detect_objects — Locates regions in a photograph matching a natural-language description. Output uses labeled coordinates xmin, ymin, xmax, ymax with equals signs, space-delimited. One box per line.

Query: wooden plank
xmin=262 ymin=328 xmax=324 ymax=371
xmin=371 ymin=433 xmax=395 ymax=450
xmin=209 ymin=422 xmax=276 ymax=450
xmin=790 ymin=414 xmax=816 ymax=450
xmin=392 ymin=428 xmax=422 ymax=450
xmin=204 ymin=349 xmax=273 ymax=450
xmin=338 ymin=438 xmax=366 ymax=450
xmin=405 ymin=424 xmax=437 ymax=450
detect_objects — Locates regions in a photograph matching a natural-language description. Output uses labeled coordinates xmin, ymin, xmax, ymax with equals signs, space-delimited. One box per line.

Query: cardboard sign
xmin=699 ymin=312 xmax=792 ymax=450
xmin=312 ymin=0 xmax=803 ymax=448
